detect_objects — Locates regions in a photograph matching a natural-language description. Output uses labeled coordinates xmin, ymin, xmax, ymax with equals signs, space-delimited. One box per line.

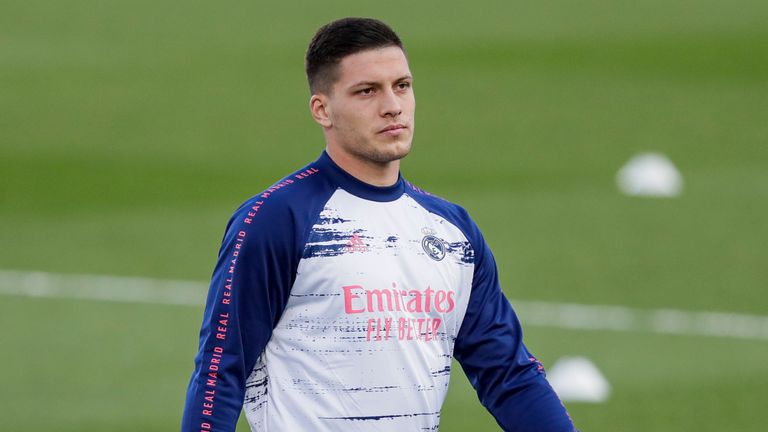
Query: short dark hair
xmin=305 ymin=17 xmax=404 ymax=94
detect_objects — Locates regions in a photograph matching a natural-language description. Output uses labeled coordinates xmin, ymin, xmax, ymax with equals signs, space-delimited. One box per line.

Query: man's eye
xmin=398 ymin=82 xmax=411 ymax=90
xmin=359 ymin=88 xmax=374 ymax=95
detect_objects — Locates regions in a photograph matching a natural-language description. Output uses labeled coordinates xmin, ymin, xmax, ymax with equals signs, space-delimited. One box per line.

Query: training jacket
xmin=181 ymin=151 xmax=575 ymax=432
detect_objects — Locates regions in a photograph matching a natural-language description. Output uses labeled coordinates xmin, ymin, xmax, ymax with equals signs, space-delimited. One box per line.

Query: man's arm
xmin=180 ymin=201 xmax=297 ymax=432
xmin=453 ymin=229 xmax=575 ymax=432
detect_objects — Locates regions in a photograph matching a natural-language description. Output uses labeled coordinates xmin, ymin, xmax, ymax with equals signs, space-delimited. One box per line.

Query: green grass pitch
xmin=1 ymin=1 xmax=767 ymax=430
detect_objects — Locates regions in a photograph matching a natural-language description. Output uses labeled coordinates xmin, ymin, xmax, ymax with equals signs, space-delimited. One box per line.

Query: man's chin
xmin=373 ymin=141 xmax=412 ymax=163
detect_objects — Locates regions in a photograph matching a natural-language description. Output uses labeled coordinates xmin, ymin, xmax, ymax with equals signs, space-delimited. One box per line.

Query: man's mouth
xmin=378 ymin=124 xmax=408 ymax=135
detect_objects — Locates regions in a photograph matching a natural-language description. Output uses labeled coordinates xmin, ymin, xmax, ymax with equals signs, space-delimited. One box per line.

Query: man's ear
xmin=310 ymin=94 xmax=333 ymax=128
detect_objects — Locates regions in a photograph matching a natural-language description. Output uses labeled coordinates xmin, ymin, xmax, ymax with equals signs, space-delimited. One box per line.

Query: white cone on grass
xmin=547 ymin=356 xmax=610 ymax=403
xmin=617 ymin=152 xmax=683 ymax=197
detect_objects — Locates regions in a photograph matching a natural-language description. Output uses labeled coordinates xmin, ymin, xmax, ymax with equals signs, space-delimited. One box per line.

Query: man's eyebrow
xmin=348 ymin=81 xmax=379 ymax=89
xmin=348 ymin=75 xmax=414 ymax=89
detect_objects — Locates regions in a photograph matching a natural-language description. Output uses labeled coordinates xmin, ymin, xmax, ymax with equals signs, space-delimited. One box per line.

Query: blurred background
xmin=1 ymin=0 xmax=767 ymax=430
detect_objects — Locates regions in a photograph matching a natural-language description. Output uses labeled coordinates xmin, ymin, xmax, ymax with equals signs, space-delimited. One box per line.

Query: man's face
xmin=319 ymin=46 xmax=415 ymax=165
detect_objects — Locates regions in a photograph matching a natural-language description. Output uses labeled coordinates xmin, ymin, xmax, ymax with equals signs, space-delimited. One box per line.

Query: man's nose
xmin=380 ymin=88 xmax=402 ymax=118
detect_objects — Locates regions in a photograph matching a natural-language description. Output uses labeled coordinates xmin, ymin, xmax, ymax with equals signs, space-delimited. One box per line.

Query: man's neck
xmin=325 ymin=147 xmax=400 ymax=187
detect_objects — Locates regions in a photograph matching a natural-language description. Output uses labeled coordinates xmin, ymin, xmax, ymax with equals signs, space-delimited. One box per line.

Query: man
xmin=182 ymin=17 xmax=575 ymax=432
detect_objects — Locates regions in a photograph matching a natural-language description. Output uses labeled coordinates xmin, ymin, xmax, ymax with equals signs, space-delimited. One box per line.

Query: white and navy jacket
xmin=181 ymin=151 xmax=574 ymax=432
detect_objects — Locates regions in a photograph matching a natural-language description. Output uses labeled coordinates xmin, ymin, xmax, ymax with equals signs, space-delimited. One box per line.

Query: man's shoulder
xmin=227 ymin=158 xmax=334 ymax=230
xmin=403 ymin=180 xmax=475 ymax=231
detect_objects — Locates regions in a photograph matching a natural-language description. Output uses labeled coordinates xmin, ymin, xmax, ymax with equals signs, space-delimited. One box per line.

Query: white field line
xmin=513 ymin=301 xmax=768 ymax=341
xmin=1 ymin=269 xmax=767 ymax=341
xmin=0 ymin=269 xmax=204 ymax=306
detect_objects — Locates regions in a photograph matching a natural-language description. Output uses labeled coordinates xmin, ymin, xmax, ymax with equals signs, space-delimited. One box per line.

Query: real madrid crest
xmin=421 ymin=227 xmax=446 ymax=261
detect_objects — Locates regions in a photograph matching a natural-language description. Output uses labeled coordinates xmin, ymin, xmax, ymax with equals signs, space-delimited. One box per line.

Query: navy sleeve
xmin=180 ymin=194 xmax=301 ymax=432
xmin=453 ymin=225 xmax=575 ymax=432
